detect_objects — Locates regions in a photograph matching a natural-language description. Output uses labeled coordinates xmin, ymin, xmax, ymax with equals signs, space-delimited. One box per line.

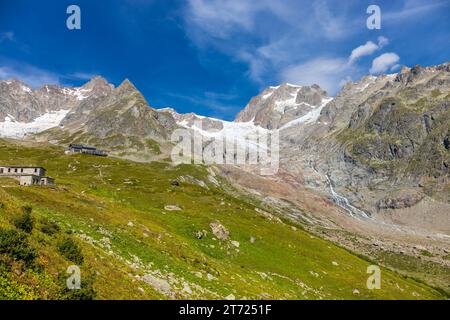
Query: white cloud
xmin=183 ymin=0 xmax=403 ymax=95
xmin=369 ymin=53 xmax=400 ymax=75
xmin=390 ymin=64 xmax=401 ymax=72
xmin=280 ymin=57 xmax=352 ymax=95
xmin=349 ymin=36 xmax=390 ymax=64
xmin=280 ymin=35 xmax=396 ymax=94
xmin=349 ymin=41 xmax=379 ymax=64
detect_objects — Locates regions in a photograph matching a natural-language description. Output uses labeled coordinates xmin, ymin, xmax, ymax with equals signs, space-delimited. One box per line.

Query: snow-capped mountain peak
xmin=235 ymin=83 xmax=330 ymax=129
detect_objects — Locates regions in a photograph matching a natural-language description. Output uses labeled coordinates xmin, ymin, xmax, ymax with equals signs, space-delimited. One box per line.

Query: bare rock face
xmin=59 ymin=76 xmax=115 ymax=127
xmin=376 ymin=192 xmax=424 ymax=210
xmin=78 ymin=79 xmax=177 ymax=140
xmin=296 ymin=85 xmax=327 ymax=106
xmin=0 ymin=79 xmax=64 ymax=122
xmin=159 ymin=108 xmax=224 ymax=131
xmin=235 ymin=83 xmax=330 ymax=129
xmin=280 ymin=62 xmax=450 ymax=219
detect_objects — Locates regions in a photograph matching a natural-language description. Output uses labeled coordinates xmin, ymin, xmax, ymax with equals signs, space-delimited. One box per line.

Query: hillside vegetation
xmin=0 ymin=139 xmax=445 ymax=299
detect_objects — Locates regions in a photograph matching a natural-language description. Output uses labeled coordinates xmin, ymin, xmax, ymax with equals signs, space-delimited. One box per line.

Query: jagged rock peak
xmin=114 ymin=78 xmax=142 ymax=97
xmin=82 ymin=75 xmax=112 ymax=88
xmin=0 ymin=78 xmax=32 ymax=91
xmin=117 ymin=78 xmax=136 ymax=90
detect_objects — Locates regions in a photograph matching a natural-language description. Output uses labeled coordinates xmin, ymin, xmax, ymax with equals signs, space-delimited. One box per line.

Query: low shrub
xmin=12 ymin=206 xmax=34 ymax=233
xmin=57 ymin=238 xmax=84 ymax=264
xmin=0 ymin=229 xmax=36 ymax=266
xmin=40 ymin=218 xmax=61 ymax=236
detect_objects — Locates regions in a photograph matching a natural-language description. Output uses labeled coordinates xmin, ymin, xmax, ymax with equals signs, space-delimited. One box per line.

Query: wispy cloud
xmin=182 ymin=0 xmax=382 ymax=93
xmin=0 ymin=64 xmax=60 ymax=88
xmin=312 ymin=0 xmax=354 ymax=41
xmin=0 ymin=59 xmax=97 ymax=88
xmin=182 ymin=0 xmax=446 ymax=96
xmin=281 ymin=57 xmax=355 ymax=95
xmin=167 ymin=90 xmax=241 ymax=118
xmin=0 ymin=31 xmax=14 ymax=43
xmin=65 ymin=72 xmax=98 ymax=81
xmin=384 ymin=0 xmax=448 ymax=22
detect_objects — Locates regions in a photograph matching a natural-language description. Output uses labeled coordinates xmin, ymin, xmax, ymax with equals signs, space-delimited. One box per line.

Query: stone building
xmin=67 ymin=144 xmax=108 ymax=157
xmin=0 ymin=166 xmax=55 ymax=186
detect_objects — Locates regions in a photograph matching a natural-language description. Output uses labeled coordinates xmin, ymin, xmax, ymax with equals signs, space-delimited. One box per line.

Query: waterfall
xmin=325 ymin=174 xmax=370 ymax=219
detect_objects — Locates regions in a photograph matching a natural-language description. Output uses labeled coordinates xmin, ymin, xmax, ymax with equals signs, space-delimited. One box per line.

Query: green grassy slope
xmin=0 ymin=140 xmax=445 ymax=300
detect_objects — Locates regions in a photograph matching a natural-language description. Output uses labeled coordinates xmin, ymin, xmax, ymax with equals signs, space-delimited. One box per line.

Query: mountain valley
xmin=0 ymin=62 xmax=449 ymax=299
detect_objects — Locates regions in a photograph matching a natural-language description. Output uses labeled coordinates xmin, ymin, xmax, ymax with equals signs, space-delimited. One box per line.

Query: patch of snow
xmin=157 ymin=107 xmax=175 ymax=112
xmin=177 ymin=119 xmax=190 ymax=127
xmin=22 ymin=85 xmax=32 ymax=93
xmin=280 ymin=97 xmax=333 ymax=130
xmin=62 ymin=87 xmax=92 ymax=100
xmin=262 ymin=91 xmax=273 ymax=100
xmin=274 ymin=96 xmax=298 ymax=114
xmin=274 ymin=87 xmax=303 ymax=114
xmin=0 ymin=109 xmax=70 ymax=139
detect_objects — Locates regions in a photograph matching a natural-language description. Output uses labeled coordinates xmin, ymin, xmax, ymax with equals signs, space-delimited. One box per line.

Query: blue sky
xmin=0 ymin=0 xmax=449 ymax=120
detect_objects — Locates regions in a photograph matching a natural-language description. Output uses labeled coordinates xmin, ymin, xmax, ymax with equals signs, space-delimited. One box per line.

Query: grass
xmin=0 ymin=139 xmax=446 ymax=300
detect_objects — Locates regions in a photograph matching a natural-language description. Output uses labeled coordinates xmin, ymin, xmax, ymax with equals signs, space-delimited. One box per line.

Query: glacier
xmin=0 ymin=109 xmax=70 ymax=139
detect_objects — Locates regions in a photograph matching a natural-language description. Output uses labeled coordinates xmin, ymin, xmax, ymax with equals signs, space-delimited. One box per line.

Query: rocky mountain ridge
xmin=0 ymin=76 xmax=177 ymax=159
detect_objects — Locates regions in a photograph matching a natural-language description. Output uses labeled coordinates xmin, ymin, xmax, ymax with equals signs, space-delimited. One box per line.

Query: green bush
xmin=40 ymin=218 xmax=61 ymax=236
xmin=12 ymin=206 xmax=34 ymax=233
xmin=58 ymin=238 xmax=84 ymax=264
xmin=60 ymin=273 xmax=96 ymax=300
xmin=0 ymin=229 xmax=36 ymax=266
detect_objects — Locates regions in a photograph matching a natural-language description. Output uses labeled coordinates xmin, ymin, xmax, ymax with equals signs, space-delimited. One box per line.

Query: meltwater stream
xmin=309 ymin=162 xmax=370 ymax=219
xmin=324 ymin=174 xmax=370 ymax=219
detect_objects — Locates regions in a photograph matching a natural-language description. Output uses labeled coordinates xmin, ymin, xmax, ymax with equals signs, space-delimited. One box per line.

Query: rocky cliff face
xmin=158 ymin=107 xmax=224 ymax=131
xmin=279 ymin=63 xmax=450 ymax=222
